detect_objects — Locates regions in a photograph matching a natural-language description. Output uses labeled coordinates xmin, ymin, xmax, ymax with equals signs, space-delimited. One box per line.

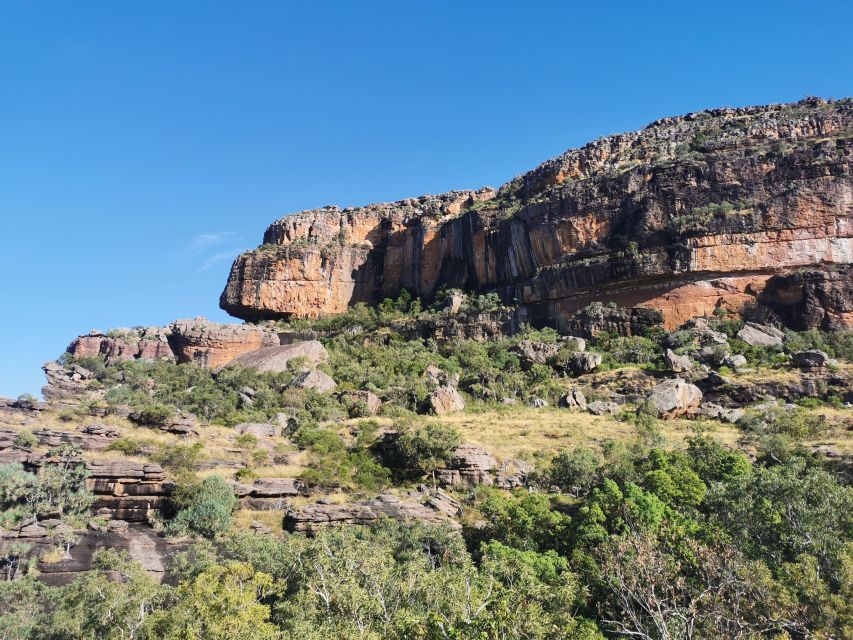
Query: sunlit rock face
xmin=221 ymin=98 xmax=853 ymax=330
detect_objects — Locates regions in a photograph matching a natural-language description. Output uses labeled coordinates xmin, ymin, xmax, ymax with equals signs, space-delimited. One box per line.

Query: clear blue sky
xmin=1 ymin=1 xmax=851 ymax=398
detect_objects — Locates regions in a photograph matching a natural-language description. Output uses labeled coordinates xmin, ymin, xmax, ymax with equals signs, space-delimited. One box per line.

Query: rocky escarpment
xmin=64 ymin=317 xmax=281 ymax=372
xmin=221 ymin=98 xmax=853 ymax=330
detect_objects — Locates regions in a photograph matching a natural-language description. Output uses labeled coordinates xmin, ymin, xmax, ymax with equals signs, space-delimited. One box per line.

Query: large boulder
xmin=791 ymin=349 xmax=831 ymax=370
xmin=428 ymin=386 xmax=465 ymax=415
xmin=558 ymin=388 xmax=587 ymax=411
xmin=567 ymin=352 xmax=602 ymax=376
xmin=225 ymin=340 xmax=329 ymax=373
xmin=435 ymin=444 xmax=497 ymax=487
xmin=664 ymin=349 xmax=693 ymax=373
xmin=737 ymin=322 xmax=784 ymax=348
xmin=291 ymin=369 xmax=338 ymax=394
xmin=645 ymin=378 xmax=703 ymax=419
xmin=235 ymin=422 xmax=279 ymax=437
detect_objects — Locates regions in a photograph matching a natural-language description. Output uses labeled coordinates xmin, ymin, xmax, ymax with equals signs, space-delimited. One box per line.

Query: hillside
xmin=1 ymin=99 xmax=852 ymax=639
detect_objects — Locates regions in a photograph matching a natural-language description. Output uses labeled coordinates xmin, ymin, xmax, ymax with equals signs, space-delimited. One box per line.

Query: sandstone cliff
xmin=221 ymin=98 xmax=853 ymax=330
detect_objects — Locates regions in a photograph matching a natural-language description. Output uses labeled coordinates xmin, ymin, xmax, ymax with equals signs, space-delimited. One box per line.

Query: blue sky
xmin=1 ymin=0 xmax=851 ymax=397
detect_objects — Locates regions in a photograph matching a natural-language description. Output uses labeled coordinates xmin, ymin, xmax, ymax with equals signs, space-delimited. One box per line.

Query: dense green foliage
xmin=4 ymin=429 xmax=851 ymax=638
xmin=8 ymin=297 xmax=850 ymax=637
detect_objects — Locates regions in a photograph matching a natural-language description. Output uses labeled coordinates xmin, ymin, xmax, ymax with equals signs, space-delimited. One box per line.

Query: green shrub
xmin=13 ymin=431 xmax=39 ymax=449
xmin=168 ymin=476 xmax=237 ymax=539
xmin=154 ymin=442 xmax=206 ymax=475
xmin=105 ymin=437 xmax=146 ymax=456
xmin=393 ymin=423 xmax=462 ymax=479
xmin=548 ymin=447 xmax=602 ymax=496
xmin=129 ymin=404 xmax=173 ymax=427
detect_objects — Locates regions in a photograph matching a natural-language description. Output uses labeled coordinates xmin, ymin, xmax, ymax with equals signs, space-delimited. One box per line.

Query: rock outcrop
xmin=224 ymin=340 xmax=329 ymax=372
xmin=646 ymin=378 xmax=703 ymax=419
xmin=221 ymin=99 xmax=853 ymax=331
xmin=86 ymin=460 xmax=172 ymax=522
xmin=284 ymin=492 xmax=460 ymax=534
xmin=1 ymin=521 xmax=183 ymax=585
xmin=168 ymin=318 xmax=280 ymax=369
xmin=434 ymin=444 xmax=498 ymax=487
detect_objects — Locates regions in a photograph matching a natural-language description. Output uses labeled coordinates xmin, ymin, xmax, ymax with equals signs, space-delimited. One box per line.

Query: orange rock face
xmin=221 ymin=98 xmax=853 ymax=330
xmin=168 ymin=318 xmax=280 ymax=369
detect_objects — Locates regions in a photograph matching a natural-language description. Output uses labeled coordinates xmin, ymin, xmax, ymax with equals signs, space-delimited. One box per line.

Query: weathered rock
xmin=567 ymin=352 xmax=602 ymax=376
xmin=340 ymin=390 xmax=382 ymax=415
xmin=558 ymin=388 xmax=587 ymax=410
xmin=791 ymin=349 xmax=831 ymax=370
xmin=284 ymin=492 xmax=459 ymax=534
xmin=696 ymin=403 xmax=745 ymax=423
xmin=231 ymin=477 xmax=309 ymax=509
xmin=41 ymin=362 xmax=96 ymax=403
xmin=587 ymin=400 xmax=620 ymax=416
xmin=222 ymin=100 xmax=853 ymax=332
xmin=67 ymin=329 xmax=175 ymax=365
xmin=664 ymin=349 xmax=693 ymax=373
xmin=169 ymin=317 xmax=280 ymax=369
xmin=29 ymin=426 xmax=119 ymax=451
xmin=1 ymin=522 xmax=184 ymax=585
xmin=530 ymin=397 xmax=549 ymax=408
xmin=646 ymin=378 xmax=703 ymax=419
xmin=566 ymin=305 xmax=665 ymax=339
xmin=737 ymin=322 xmax=784 ymax=348
xmin=759 ymin=265 xmax=853 ymax=331
xmin=723 ymin=354 xmax=748 ymax=369
xmin=435 ymin=444 xmax=497 ymax=487
xmin=83 ymin=460 xmax=170 ymax=522
xmin=225 ymin=340 xmax=329 ymax=373
xmin=290 ymin=369 xmax=337 ymax=393
xmin=512 ymin=340 xmax=562 ymax=368
xmin=428 ymin=386 xmax=465 ymax=415
xmin=235 ymin=422 xmax=279 ymax=437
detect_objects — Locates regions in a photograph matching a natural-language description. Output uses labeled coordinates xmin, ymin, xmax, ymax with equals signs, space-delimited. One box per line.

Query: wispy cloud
xmin=195 ymin=249 xmax=240 ymax=273
xmin=187 ymin=231 xmax=240 ymax=257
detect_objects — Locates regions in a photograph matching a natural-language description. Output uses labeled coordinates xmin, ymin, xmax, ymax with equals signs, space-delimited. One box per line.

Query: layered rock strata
xmin=221 ymin=98 xmax=853 ymax=330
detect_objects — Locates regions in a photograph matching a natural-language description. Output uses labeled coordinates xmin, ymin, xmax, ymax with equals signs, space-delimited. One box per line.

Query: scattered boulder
xmin=530 ymin=398 xmax=549 ymax=408
xmin=696 ymin=403 xmax=745 ymax=423
xmin=645 ymin=378 xmax=702 ymax=419
xmin=587 ymin=400 xmax=620 ymax=416
xmin=225 ymin=340 xmax=329 ymax=373
xmin=567 ymin=352 xmax=602 ymax=376
xmin=291 ymin=369 xmax=337 ymax=394
xmin=737 ymin=322 xmax=784 ymax=348
xmin=791 ymin=349 xmax=830 ymax=370
xmin=664 ymin=349 xmax=693 ymax=373
xmin=428 ymin=386 xmax=465 ymax=415
xmin=723 ymin=354 xmax=748 ymax=369
xmin=235 ymin=422 xmax=279 ymax=438
xmin=558 ymin=389 xmax=587 ymax=411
